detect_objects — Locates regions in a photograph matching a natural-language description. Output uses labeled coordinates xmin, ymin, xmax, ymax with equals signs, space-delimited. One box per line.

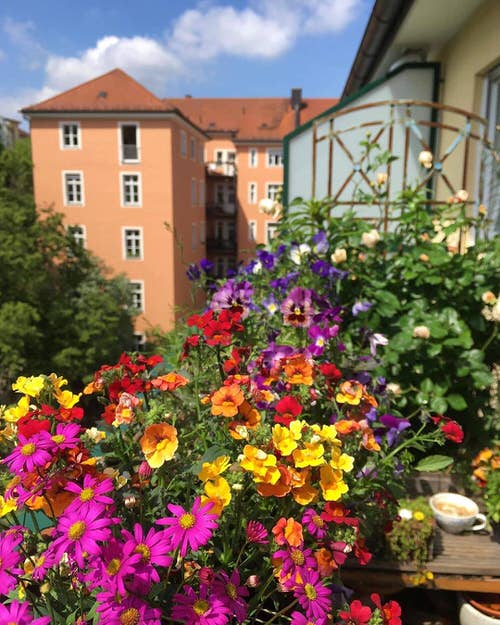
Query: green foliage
xmin=386 ymin=497 xmax=434 ymax=565
xmin=0 ymin=140 xmax=135 ymax=399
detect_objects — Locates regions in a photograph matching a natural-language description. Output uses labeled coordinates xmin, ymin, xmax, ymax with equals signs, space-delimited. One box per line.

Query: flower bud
xmin=478 ymin=204 xmax=488 ymax=216
xmin=419 ymin=254 xmax=429 ymax=262
xmin=246 ymin=575 xmax=260 ymax=588
xmin=386 ymin=383 xmax=402 ymax=396
xmin=138 ymin=461 xmax=152 ymax=478
xmin=418 ymin=150 xmax=433 ymax=169
xmin=413 ymin=325 xmax=431 ymax=339
xmin=124 ymin=495 xmax=137 ymax=509
xmin=455 ymin=189 xmax=469 ymax=203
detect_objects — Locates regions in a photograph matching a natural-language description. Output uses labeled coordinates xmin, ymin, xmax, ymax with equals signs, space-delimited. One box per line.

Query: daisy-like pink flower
xmin=32 ymin=549 xmax=58 ymax=581
xmin=2 ymin=432 xmax=52 ymax=474
xmin=0 ymin=601 xmax=51 ymax=625
xmin=273 ymin=545 xmax=317 ymax=588
xmin=65 ymin=474 xmax=115 ymax=513
xmin=172 ymin=583 xmax=231 ymax=625
xmin=290 ymin=610 xmax=328 ymax=625
xmin=213 ymin=569 xmax=249 ymax=623
xmin=156 ymin=497 xmax=218 ymax=558
xmin=97 ymin=595 xmax=162 ymax=625
xmin=246 ymin=520 xmax=269 ymax=544
xmin=50 ymin=422 xmax=82 ymax=450
xmin=302 ymin=508 xmax=329 ymax=540
xmin=0 ymin=530 xmax=23 ymax=594
xmin=121 ymin=524 xmax=172 ymax=589
xmin=49 ymin=505 xmax=114 ymax=567
xmin=293 ymin=569 xmax=332 ymax=621
xmin=90 ymin=537 xmax=142 ymax=595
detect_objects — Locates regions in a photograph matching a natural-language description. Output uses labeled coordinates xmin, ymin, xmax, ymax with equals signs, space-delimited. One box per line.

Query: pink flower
xmin=0 ymin=530 xmax=23 ymax=594
xmin=97 ymin=595 xmax=162 ymax=625
xmin=172 ymin=584 xmax=231 ymax=625
xmin=293 ymin=569 xmax=332 ymax=621
xmin=290 ymin=610 xmax=328 ymax=625
xmin=302 ymin=508 xmax=328 ymax=540
xmin=3 ymin=432 xmax=52 ymax=474
xmin=156 ymin=497 xmax=218 ymax=558
xmin=273 ymin=546 xmax=317 ymax=588
xmin=121 ymin=524 xmax=173 ymax=590
xmin=90 ymin=537 xmax=142 ymax=595
xmin=213 ymin=569 xmax=249 ymax=623
xmin=0 ymin=601 xmax=51 ymax=625
xmin=246 ymin=520 xmax=269 ymax=544
xmin=50 ymin=422 xmax=81 ymax=450
xmin=65 ymin=474 xmax=115 ymax=513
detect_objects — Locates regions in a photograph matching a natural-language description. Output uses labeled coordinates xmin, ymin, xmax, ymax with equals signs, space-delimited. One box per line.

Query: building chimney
xmin=291 ymin=88 xmax=302 ymax=128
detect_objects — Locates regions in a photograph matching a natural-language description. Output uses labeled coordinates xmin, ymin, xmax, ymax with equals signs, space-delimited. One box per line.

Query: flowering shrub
xmin=0 ymin=270 xmax=464 ymax=624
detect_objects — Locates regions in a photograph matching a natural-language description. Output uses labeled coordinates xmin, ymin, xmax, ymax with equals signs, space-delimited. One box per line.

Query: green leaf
xmin=430 ymin=397 xmax=448 ymax=413
xmin=415 ymin=455 xmax=454 ymax=472
xmin=446 ymin=394 xmax=467 ymax=411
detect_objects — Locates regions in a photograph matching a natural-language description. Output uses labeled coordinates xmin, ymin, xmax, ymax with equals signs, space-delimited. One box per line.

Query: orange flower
xmin=151 ymin=372 xmax=189 ymax=392
xmin=361 ymin=425 xmax=381 ymax=452
xmin=257 ymin=465 xmax=291 ymax=498
xmin=140 ymin=423 xmax=178 ymax=468
xmin=334 ymin=419 xmax=361 ymax=435
xmin=336 ymin=380 xmax=363 ymax=405
xmin=315 ymin=547 xmax=338 ymax=576
xmin=283 ymin=355 xmax=313 ymax=385
xmin=272 ymin=516 xmax=303 ymax=547
xmin=211 ymin=384 xmax=244 ymax=417
xmin=228 ymin=400 xmax=262 ymax=439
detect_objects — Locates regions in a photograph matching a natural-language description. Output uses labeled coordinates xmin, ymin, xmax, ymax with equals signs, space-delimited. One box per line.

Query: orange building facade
xmin=23 ymin=70 xmax=337 ymax=335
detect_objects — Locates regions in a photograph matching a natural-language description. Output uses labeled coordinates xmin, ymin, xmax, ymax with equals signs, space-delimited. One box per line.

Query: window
xmin=192 ymin=223 xmax=197 ymax=250
xmin=199 ymin=180 xmax=205 ymax=206
xmin=214 ymin=256 xmax=236 ymax=277
xmin=133 ymin=333 xmax=146 ymax=352
xmin=248 ymin=220 xmax=257 ymax=242
xmin=266 ymin=183 xmax=281 ymax=202
xmin=248 ymin=182 xmax=257 ymax=204
xmin=214 ymin=149 xmax=236 ymax=175
xmin=215 ymin=150 xmax=224 ymax=165
xmin=123 ymin=228 xmax=143 ymax=260
xmin=266 ymin=148 xmax=283 ymax=167
xmin=180 ymin=131 xmax=187 ymax=157
xmin=191 ymin=178 xmax=197 ymax=206
xmin=130 ymin=280 xmax=144 ymax=312
xmin=200 ymin=145 xmax=205 ymax=163
xmin=121 ymin=173 xmax=141 ymax=206
xmin=249 ymin=147 xmax=258 ymax=167
xmin=200 ymin=221 xmax=206 ymax=244
xmin=266 ymin=221 xmax=279 ymax=244
xmin=60 ymin=122 xmax=81 ymax=149
xmin=63 ymin=171 xmax=84 ymax=205
xmin=190 ymin=137 xmax=196 ymax=160
xmin=68 ymin=224 xmax=86 ymax=247
xmin=119 ymin=123 xmax=140 ymax=162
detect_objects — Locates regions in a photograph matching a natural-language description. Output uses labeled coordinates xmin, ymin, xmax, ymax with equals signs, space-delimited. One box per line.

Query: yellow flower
xmin=140 ymin=423 xmax=179 ymax=468
xmin=0 ymin=495 xmax=17 ymax=517
xmin=311 ymin=424 xmax=338 ymax=443
xmin=12 ymin=375 xmax=45 ymax=397
xmin=3 ymin=395 xmax=31 ymax=423
xmin=202 ymin=476 xmax=231 ymax=514
xmin=292 ymin=442 xmax=325 ymax=468
xmin=335 ymin=381 xmax=363 ymax=405
xmin=330 ymin=448 xmax=354 ymax=473
xmin=239 ymin=445 xmax=280 ymax=484
xmin=47 ymin=373 xmax=69 ymax=391
xmin=319 ymin=464 xmax=349 ymax=501
xmin=198 ymin=456 xmax=231 ymax=482
xmin=55 ymin=389 xmax=81 ymax=409
xmin=272 ymin=423 xmax=302 ymax=456
xmin=413 ymin=511 xmax=425 ymax=521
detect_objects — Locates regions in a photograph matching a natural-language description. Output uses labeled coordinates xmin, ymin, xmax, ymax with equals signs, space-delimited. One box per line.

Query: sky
xmin=0 ymin=0 xmax=373 ymax=122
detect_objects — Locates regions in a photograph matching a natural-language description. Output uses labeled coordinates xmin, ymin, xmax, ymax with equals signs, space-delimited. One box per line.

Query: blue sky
xmin=0 ymin=0 xmax=372 ymax=121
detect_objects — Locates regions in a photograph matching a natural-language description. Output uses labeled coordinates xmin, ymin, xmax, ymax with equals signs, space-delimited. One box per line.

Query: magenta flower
xmin=246 ymin=520 xmax=269 ymax=544
xmin=290 ymin=610 xmax=328 ymax=625
xmin=50 ymin=422 xmax=81 ymax=450
xmin=90 ymin=537 xmax=142 ymax=595
xmin=273 ymin=546 xmax=317 ymax=588
xmin=172 ymin=584 xmax=231 ymax=625
xmin=213 ymin=569 xmax=249 ymax=623
xmin=2 ymin=432 xmax=52 ymax=474
xmin=156 ymin=497 xmax=218 ymax=558
xmin=121 ymin=524 xmax=173 ymax=591
xmin=49 ymin=505 xmax=114 ymax=567
xmin=293 ymin=569 xmax=332 ymax=620
xmin=0 ymin=531 xmax=23 ymax=594
xmin=0 ymin=601 xmax=51 ymax=625
xmin=302 ymin=508 xmax=329 ymax=540
xmin=32 ymin=549 xmax=58 ymax=581
xmin=97 ymin=595 xmax=162 ymax=625
xmin=65 ymin=474 xmax=115 ymax=513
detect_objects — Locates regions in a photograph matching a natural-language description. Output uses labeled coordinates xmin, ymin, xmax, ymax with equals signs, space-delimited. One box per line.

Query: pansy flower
xmin=281 ymin=287 xmax=314 ymax=328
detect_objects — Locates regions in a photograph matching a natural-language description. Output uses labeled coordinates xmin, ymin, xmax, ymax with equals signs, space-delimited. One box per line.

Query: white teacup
xmin=429 ymin=492 xmax=486 ymax=534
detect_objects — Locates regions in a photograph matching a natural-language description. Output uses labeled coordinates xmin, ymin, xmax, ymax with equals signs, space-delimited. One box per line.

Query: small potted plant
xmin=386 ymin=497 xmax=435 ymax=566
xmin=472 ymin=445 xmax=500 ymax=540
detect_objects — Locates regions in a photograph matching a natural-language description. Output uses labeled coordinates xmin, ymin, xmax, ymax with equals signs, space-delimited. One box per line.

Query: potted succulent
xmin=386 ymin=497 xmax=435 ymax=566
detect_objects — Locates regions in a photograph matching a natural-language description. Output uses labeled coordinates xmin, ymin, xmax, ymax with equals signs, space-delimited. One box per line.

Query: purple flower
xmin=273 ymin=546 xmax=317 ymax=589
xmin=352 ymin=301 xmax=373 ymax=316
xmin=187 ymin=264 xmax=201 ymax=281
xmin=3 ymin=432 xmax=52 ymax=474
xmin=213 ymin=569 xmax=249 ymax=623
xmin=50 ymin=422 xmax=81 ymax=450
xmin=379 ymin=414 xmax=411 ymax=447
xmin=172 ymin=583 xmax=231 ymax=625
xmin=246 ymin=520 xmax=269 ymax=544
xmin=307 ymin=324 xmax=339 ymax=356
xmin=97 ymin=595 xmax=162 ymax=625
xmin=0 ymin=601 xmax=51 ymax=625
xmin=293 ymin=569 xmax=332 ymax=620
xmin=281 ymin=287 xmax=314 ymax=328
xmin=257 ymin=249 xmax=276 ymax=270
xmin=0 ymin=530 xmax=23 ymax=595
xmin=302 ymin=508 xmax=328 ymax=540
xmin=211 ymin=280 xmax=253 ymax=318
xmin=200 ymin=258 xmax=214 ymax=273
xmin=311 ymin=259 xmax=331 ymax=278
xmin=312 ymin=231 xmax=329 ymax=254
xmin=261 ymin=294 xmax=279 ymax=315
xmin=65 ymin=474 xmax=115 ymax=514
xmin=270 ymin=271 xmax=300 ymax=292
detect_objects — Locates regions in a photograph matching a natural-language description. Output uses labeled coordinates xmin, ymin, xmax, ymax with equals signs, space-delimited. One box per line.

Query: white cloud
xmin=3 ymin=17 xmax=47 ymax=70
xmin=0 ymin=86 xmax=56 ymax=122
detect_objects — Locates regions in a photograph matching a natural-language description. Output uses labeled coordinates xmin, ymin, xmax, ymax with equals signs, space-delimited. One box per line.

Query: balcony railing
xmin=122 ymin=144 xmax=140 ymax=162
xmin=292 ymin=99 xmax=497 ymax=232
xmin=206 ymin=161 xmax=237 ymax=177
xmin=206 ymin=238 xmax=237 ymax=252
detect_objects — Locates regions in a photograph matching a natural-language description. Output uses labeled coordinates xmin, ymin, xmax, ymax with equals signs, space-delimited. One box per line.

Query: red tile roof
xmin=22 ymin=69 xmax=170 ymax=113
xmin=165 ymin=97 xmax=339 ymax=141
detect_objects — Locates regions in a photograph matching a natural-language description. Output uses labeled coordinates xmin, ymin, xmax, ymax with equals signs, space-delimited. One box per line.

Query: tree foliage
xmin=0 ymin=140 xmax=135 ymax=399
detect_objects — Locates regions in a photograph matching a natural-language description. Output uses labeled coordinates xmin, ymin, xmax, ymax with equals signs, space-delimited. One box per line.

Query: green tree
xmin=0 ymin=140 xmax=135 ymax=399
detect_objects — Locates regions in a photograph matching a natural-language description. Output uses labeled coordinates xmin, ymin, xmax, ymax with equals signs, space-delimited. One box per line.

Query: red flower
xmin=181 ymin=335 xmax=200 ymax=360
xmin=441 ymin=420 xmax=464 ymax=443
xmin=274 ymin=395 xmax=303 ymax=426
xmin=371 ymin=594 xmax=402 ymax=625
xmin=17 ymin=414 xmax=51 ymax=438
xmin=338 ymin=600 xmax=372 ymax=625
xmin=318 ymin=363 xmax=342 ymax=381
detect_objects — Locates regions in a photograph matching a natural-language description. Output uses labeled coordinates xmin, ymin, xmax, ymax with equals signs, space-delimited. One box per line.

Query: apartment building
xmin=22 ymin=69 xmax=207 ymax=339
xmin=167 ymin=92 xmax=337 ymax=271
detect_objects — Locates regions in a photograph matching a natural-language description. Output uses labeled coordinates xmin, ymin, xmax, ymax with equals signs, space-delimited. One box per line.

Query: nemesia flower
xmin=156 ymin=497 xmax=218 ymax=558
xmin=0 ymin=601 xmax=51 ymax=625
xmin=274 ymin=395 xmax=303 ymax=426
xmin=213 ymin=569 xmax=249 ymax=623
xmin=368 ymin=332 xmax=388 ymax=356
xmin=319 ymin=464 xmax=349 ymax=501
xmin=272 ymin=517 xmax=303 ymax=547
xmin=338 ymin=599 xmax=372 ymax=625
xmin=151 ymin=372 xmax=189 ymax=391
xmin=293 ymin=568 xmax=332 ymax=621
xmin=202 ymin=476 xmax=232 ymax=515
xmin=140 ymin=423 xmax=179 ymax=468
xmin=199 ymin=456 xmax=231 ymax=482
xmin=12 ymin=375 xmax=45 ymax=397
xmin=2 ymin=432 xmax=52 ymax=474
xmin=440 ymin=420 xmax=464 ymax=443
xmin=413 ymin=325 xmax=430 ymax=339
xmin=371 ymin=593 xmax=402 ymax=625
xmin=246 ymin=520 xmax=269 ymax=544
xmin=113 ymin=391 xmax=141 ymax=426
xmin=172 ymin=583 xmax=231 ymax=625
xmin=211 ymin=384 xmax=244 ymax=418
xmin=331 ymin=248 xmax=347 ymax=264
xmin=335 ymin=381 xmax=364 ymax=405
xmin=283 ymin=355 xmax=313 ymax=385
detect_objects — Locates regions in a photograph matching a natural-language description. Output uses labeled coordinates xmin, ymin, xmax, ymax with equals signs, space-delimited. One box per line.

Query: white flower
xmin=482 ymin=291 xmax=497 ymax=305
xmin=398 ymin=508 xmax=413 ymax=520
xmin=386 ymin=383 xmax=402 ymax=396
xmin=331 ymin=248 xmax=347 ymax=263
xmin=84 ymin=427 xmax=107 ymax=444
xmin=290 ymin=243 xmax=311 ymax=265
xmin=252 ymin=261 xmax=262 ymax=275
xmin=492 ymin=301 xmax=500 ymax=322
xmin=259 ymin=198 xmax=281 ymax=218
xmin=376 ymin=172 xmax=388 ymax=186
xmin=455 ymin=189 xmax=469 ymax=203
xmin=361 ymin=229 xmax=380 ymax=248
xmin=418 ymin=150 xmax=433 ymax=169
xmin=413 ymin=325 xmax=431 ymax=339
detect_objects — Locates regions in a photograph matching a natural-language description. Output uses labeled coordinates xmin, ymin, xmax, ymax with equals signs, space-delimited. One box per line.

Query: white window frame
xmin=120 ymin=172 xmax=142 ymax=207
xmin=248 ymin=220 xmax=257 ymax=242
xmin=62 ymin=170 xmax=85 ymax=206
xmin=68 ymin=224 xmax=86 ymax=247
xmin=133 ymin=333 xmax=146 ymax=352
xmin=180 ymin=130 xmax=187 ymax=157
xmin=248 ymin=182 xmax=258 ymax=205
xmin=266 ymin=182 xmax=281 ymax=202
xmin=122 ymin=227 xmax=144 ymax=260
xmin=249 ymin=147 xmax=258 ymax=168
xmin=59 ymin=122 xmax=81 ymax=150
xmin=118 ymin=122 xmax=141 ymax=164
xmin=191 ymin=178 xmax=197 ymax=206
xmin=129 ymin=280 xmax=145 ymax=313
xmin=265 ymin=221 xmax=279 ymax=245
xmin=200 ymin=220 xmax=206 ymax=244
xmin=266 ymin=147 xmax=283 ymax=168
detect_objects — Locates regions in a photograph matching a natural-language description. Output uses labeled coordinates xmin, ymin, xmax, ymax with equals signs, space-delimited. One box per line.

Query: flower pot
xmin=459 ymin=594 xmax=500 ymax=624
